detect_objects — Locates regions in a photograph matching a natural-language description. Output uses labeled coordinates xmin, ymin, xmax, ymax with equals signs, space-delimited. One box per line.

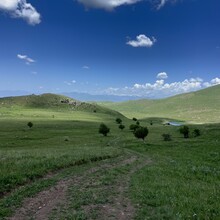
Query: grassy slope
xmin=0 ymin=93 xmax=124 ymax=119
xmin=0 ymin=93 xmax=219 ymax=219
xmin=0 ymin=94 xmax=132 ymax=216
xmin=0 ymin=93 xmax=127 ymax=196
xmin=99 ymin=85 xmax=220 ymax=123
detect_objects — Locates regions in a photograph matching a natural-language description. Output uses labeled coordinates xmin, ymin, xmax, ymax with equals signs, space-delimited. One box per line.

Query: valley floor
xmin=0 ymin=109 xmax=219 ymax=219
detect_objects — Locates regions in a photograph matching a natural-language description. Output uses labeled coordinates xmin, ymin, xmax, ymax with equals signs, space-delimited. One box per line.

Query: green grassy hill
xmin=0 ymin=93 xmax=124 ymax=121
xmin=0 ymin=92 xmax=219 ymax=219
xmin=99 ymin=85 xmax=220 ymax=123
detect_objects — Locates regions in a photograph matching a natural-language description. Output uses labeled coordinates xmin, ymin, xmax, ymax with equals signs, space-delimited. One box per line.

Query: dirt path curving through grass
xmin=7 ymin=152 xmax=151 ymax=220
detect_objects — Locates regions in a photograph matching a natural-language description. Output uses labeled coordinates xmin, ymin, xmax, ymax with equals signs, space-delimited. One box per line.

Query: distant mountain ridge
xmin=98 ymin=85 xmax=220 ymax=123
xmin=62 ymin=92 xmax=141 ymax=102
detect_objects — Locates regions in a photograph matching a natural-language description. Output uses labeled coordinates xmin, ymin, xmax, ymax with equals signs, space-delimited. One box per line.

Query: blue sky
xmin=0 ymin=0 xmax=220 ymax=99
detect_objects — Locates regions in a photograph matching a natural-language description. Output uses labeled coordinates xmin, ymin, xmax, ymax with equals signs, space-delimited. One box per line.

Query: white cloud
xmin=17 ymin=54 xmax=35 ymax=64
xmin=157 ymin=0 xmax=167 ymax=10
xmin=157 ymin=72 xmax=168 ymax=79
xmin=210 ymin=77 xmax=220 ymax=85
xmin=203 ymin=77 xmax=220 ymax=87
xmin=77 ymin=0 xmax=141 ymax=10
xmin=127 ymin=34 xmax=156 ymax=48
xmin=154 ymin=0 xmax=177 ymax=10
xmin=82 ymin=65 xmax=90 ymax=69
xmin=64 ymin=80 xmax=77 ymax=86
xmin=0 ymin=0 xmax=18 ymax=10
xmin=77 ymin=0 xmax=175 ymax=10
xmin=189 ymin=77 xmax=203 ymax=83
xmin=0 ymin=0 xmax=41 ymax=25
xmin=102 ymin=76 xmax=220 ymax=98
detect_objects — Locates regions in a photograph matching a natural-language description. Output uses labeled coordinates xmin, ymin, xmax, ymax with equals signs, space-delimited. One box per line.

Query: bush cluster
xmin=179 ymin=126 xmax=201 ymax=138
xmin=99 ymin=118 xmax=201 ymax=144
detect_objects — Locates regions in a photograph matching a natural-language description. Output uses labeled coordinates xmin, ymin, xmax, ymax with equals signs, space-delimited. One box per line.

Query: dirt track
xmin=8 ymin=153 xmax=151 ymax=220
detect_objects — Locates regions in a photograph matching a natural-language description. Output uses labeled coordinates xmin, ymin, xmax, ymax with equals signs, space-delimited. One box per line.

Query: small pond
xmin=168 ymin=121 xmax=183 ymax=126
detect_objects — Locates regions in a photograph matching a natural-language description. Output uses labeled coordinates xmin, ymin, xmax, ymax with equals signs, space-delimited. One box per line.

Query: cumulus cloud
xmin=0 ymin=0 xmax=41 ymax=25
xmin=77 ymin=0 xmax=142 ymax=10
xmin=203 ymin=77 xmax=220 ymax=87
xmin=127 ymin=34 xmax=156 ymax=48
xmin=102 ymin=75 xmax=220 ymax=98
xmin=210 ymin=77 xmax=220 ymax=85
xmin=157 ymin=72 xmax=168 ymax=79
xmin=17 ymin=54 xmax=35 ymax=64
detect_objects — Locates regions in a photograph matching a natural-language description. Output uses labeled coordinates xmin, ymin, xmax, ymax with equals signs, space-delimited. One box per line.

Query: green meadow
xmin=0 ymin=93 xmax=219 ymax=219
xmin=99 ymin=85 xmax=220 ymax=123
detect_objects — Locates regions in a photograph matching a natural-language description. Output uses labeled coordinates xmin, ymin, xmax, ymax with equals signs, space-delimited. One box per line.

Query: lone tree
xmin=132 ymin=117 xmax=137 ymax=121
xmin=134 ymin=126 xmax=149 ymax=141
xmin=27 ymin=122 xmax=33 ymax=129
xmin=119 ymin=124 xmax=125 ymax=131
xmin=115 ymin=118 xmax=122 ymax=124
xmin=99 ymin=123 xmax=110 ymax=136
xmin=179 ymin=125 xmax=189 ymax=138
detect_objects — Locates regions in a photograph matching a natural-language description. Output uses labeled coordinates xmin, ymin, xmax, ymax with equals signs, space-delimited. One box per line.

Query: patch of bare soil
xmin=7 ymin=153 xmax=151 ymax=220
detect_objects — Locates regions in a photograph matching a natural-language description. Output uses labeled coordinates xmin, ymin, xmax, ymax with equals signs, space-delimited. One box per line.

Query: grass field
xmin=0 ymin=94 xmax=219 ymax=219
xmin=99 ymin=85 xmax=220 ymax=123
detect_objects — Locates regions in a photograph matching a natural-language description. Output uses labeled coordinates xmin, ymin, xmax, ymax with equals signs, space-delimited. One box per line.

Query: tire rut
xmin=7 ymin=153 xmax=151 ymax=220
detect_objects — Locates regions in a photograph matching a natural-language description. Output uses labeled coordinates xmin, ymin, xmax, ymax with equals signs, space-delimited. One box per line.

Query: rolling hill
xmin=98 ymin=85 xmax=220 ymax=123
xmin=0 ymin=93 xmax=124 ymax=119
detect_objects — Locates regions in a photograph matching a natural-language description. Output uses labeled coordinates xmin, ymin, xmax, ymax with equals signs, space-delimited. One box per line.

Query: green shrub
xmin=134 ymin=126 xmax=149 ymax=141
xmin=132 ymin=117 xmax=137 ymax=121
xmin=99 ymin=123 xmax=110 ymax=136
xmin=115 ymin=118 xmax=122 ymax=124
xmin=27 ymin=122 xmax=33 ymax=129
xmin=119 ymin=124 xmax=125 ymax=130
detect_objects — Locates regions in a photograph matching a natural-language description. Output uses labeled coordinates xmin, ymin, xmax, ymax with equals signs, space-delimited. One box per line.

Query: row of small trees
xmin=162 ymin=126 xmax=201 ymax=141
xmin=99 ymin=117 xmax=149 ymax=141
xmin=99 ymin=118 xmax=201 ymax=141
